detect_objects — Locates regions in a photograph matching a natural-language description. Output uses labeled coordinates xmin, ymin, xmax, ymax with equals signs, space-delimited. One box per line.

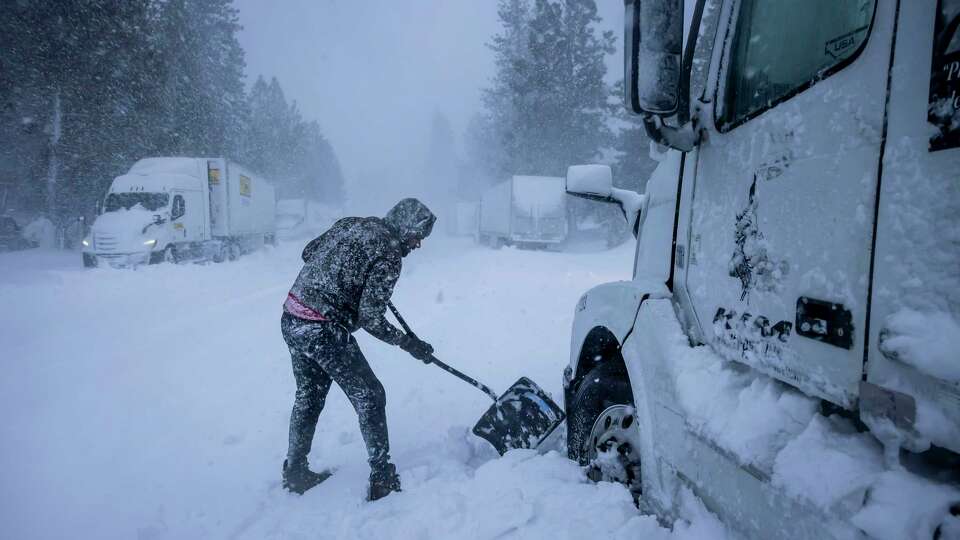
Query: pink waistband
xmin=284 ymin=293 xmax=328 ymax=322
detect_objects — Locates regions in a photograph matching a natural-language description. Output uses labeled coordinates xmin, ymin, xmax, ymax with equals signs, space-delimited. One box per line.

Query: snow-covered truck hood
xmin=90 ymin=207 xmax=165 ymax=253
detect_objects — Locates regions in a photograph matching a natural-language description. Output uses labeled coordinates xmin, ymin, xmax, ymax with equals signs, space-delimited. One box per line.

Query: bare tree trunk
xmin=46 ymin=90 xmax=62 ymax=219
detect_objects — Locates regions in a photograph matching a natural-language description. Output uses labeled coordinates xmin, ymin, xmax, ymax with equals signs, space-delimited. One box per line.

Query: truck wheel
xmin=567 ymin=362 xmax=641 ymax=498
xmin=212 ymin=243 xmax=226 ymax=263
xmin=82 ymin=253 xmax=97 ymax=268
xmin=492 ymin=237 xmax=504 ymax=249
xmin=163 ymin=246 xmax=177 ymax=264
xmin=227 ymin=243 xmax=241 ymax=261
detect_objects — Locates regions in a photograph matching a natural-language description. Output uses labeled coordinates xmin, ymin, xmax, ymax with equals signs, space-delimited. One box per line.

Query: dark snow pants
xmin=280 ymin=312 xmax=391 ymax=471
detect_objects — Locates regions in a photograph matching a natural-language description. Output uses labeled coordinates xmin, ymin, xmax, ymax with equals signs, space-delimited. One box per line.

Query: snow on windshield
xmin=104 ymin=192 xmax=169 ymax=213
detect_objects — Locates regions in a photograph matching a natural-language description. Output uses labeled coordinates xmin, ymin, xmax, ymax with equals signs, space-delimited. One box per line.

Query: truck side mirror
xmin=625 ymin=0 xmax=683 ymax=116
xmin=566 ymin=165 xmax=613 ymax=199
xmin=171 ymin=195 xmax=185 ymax=220
xmin=566 ymin=164 xmax=647 ymax=239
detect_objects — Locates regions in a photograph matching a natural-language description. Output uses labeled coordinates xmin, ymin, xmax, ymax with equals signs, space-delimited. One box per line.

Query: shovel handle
xmin=387 ymin=301 xmax=417 ymax=336
xmin=426 ymin=356 xmax=500 ymax=402
xmin=387 ymin=302 xmax=499 ymax=402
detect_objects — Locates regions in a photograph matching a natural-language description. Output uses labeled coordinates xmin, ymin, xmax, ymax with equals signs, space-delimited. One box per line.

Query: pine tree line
xmin=245 ymin=76 xmax=345 ymax=204
xmin=0 ymin=0 xmax=343 ymax=225
xmin=463 ymin=0 xmax=655 ymax=201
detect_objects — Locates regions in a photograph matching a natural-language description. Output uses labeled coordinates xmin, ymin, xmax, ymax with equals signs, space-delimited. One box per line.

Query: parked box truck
xmin=478 ymin=175 xmax=567 ymax=248
xmin=82 ymin=157 xmax=276 ymax=267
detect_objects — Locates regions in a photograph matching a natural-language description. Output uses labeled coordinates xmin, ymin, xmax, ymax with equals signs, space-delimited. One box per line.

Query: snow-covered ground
xmin=0 ymin=236 xmax=727 ymax=539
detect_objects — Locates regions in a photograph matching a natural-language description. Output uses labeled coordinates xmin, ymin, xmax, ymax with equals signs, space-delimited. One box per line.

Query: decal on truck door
xmin=727 ymin=176 xmax=788 ymax=301
xmin=929 ymin=0 xmax=960 ymax=151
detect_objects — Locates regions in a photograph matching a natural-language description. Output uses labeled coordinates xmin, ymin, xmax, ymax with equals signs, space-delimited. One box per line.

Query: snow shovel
xmin=387 ymin=302 xmax=565 ymax=455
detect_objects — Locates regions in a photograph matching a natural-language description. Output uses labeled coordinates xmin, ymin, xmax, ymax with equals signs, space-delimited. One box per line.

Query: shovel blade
xmin=472 ymin=377 xmax=565 ymax=455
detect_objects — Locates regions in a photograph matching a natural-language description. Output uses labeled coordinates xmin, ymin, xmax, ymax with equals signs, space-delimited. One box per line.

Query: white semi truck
xmin=562 ymin=1 xmax=959 ymax=538
xmin=478 ymin=175 xmax=568 ymax=248
xmin=82 ymin=157 xmax=276 ymax=267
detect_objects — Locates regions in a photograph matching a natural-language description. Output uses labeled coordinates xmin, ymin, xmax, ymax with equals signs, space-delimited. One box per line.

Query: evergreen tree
xmin=243 ymin=75 xmax=344 ymax=203
xmin=0 ymin=0 xmax=162 ymax=220
xmin=245 ymin=75 xmax=293 ymax=181
xmin=421 ymin=111 xmax=458 ymax=203
xmin=299 ymin=121 xmax=345 ymax=204
xmin=0 ymin=0 xmax=344 ymax=225
xmin=460 ymin=112 xmax=501 ymax=200
xmin=610 ymin=81 xmax=657 ymax=193
xmin=481 ymin=0 xmax=533 ymax=180
xmin=480 ymin=0 xmax=615 ymax=180
xmin=155 ymin=0 xmax=246 ymax=157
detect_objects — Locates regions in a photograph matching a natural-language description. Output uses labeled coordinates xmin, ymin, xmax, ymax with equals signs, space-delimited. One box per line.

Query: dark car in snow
xmin=0 ymin=216 xmax=34 ymax=252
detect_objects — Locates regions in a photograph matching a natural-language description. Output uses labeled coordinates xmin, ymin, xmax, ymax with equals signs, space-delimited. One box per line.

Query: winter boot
xmin=366 ymin=462 xmax=401 ymax=502
xmin=282 ymin=459 xmax=332 ymax=495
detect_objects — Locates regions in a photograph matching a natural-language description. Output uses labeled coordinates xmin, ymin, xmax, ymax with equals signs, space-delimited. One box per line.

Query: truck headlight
xmin=82 ymin=238 xmax=90 ymax=247
xmin=143 ymin=239 xmax=157 ymax=247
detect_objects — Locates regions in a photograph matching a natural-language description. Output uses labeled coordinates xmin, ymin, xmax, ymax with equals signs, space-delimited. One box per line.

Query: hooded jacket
xmin=287 ymin=198 xmax=435 ymax=345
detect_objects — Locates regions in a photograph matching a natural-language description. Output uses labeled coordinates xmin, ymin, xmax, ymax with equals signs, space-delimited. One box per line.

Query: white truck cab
xmin=562 ymin=1 xmax=960 ymax=537
xmin=82 ymin=157 xmax=276 ymax=267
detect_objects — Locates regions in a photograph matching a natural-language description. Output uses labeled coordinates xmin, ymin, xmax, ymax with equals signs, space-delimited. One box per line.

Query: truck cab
xmin=82 ymin=157 xmax=276 ymax=267
xmin=83 ymin=159 xmax=209 ymax=267
xmin=562 ymin=1 xmax=960 ymax=537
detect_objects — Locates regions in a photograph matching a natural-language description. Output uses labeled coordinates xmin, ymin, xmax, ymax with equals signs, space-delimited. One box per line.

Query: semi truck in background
xmin=478 ymin=175 xmax=568 ymax=249
xmin=82 ymin=157 xmax=276 ymax=267
xmin=560 ymin=0 xmax=960 ymax=538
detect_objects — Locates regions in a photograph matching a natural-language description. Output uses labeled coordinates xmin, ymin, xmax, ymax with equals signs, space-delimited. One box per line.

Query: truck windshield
xmin=104 ymin=192 xmax=169 ymax=212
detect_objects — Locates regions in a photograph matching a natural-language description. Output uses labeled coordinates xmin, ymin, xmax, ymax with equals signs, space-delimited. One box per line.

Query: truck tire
xmin=162 ymin=246 xmax=177 ymax=264
xmin=212 ymin=243 xmax=226 ymax=263
xmin=567 ymin=362 xmax=641 ymax=498
xmin=82 ymin=253 xmax=97 ymax=268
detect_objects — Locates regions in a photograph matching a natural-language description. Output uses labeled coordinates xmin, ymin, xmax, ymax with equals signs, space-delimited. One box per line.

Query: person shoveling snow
xmin=280 ymin=198 xmax=437 ymax=500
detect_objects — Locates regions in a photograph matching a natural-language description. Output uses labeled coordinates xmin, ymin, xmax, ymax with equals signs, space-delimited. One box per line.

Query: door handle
xmin=795 ymin=297 xmax=853 ymax=349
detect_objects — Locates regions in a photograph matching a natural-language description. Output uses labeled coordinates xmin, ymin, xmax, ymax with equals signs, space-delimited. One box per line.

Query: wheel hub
xmin=583 ymin=404 xmax=642 ymax=492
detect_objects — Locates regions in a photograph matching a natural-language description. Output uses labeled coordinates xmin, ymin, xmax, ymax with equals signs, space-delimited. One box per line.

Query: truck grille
xmin=94 ymin=233 xmax=119 ymax=253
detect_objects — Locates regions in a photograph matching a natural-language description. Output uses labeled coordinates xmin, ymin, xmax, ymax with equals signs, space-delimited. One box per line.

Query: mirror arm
xmin=566 ymin=191 xmax=619 ymax=205
xmin=567 ymin=190 xmax=646 ymax=236
xmin=642 ymin=115 xmax=696 ymax=152
xmin=567 ymin=190 xmax=629 ymax=218
xmin=677 ymin=0 xmax=707 ymax=125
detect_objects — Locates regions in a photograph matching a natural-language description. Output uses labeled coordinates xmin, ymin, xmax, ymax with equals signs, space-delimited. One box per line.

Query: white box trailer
xmin=561 ymin=0 xmax=960 ymax=538
xmin=478 ymin=175 xmax=568 ymax=248
xmin=82 ymin=157 xmax=276 ymax=267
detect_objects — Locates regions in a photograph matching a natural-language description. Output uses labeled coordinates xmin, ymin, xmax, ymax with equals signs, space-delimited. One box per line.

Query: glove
xmin=399 ymin=334 xmax=434 ymax=364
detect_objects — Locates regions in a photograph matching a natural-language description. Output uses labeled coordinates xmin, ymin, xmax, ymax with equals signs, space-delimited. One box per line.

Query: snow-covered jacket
xmin=287 ymin=198 xmax=435 ymax=345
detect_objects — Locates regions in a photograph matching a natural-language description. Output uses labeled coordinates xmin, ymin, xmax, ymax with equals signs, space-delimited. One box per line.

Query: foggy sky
xmin=236 ymin=1 xmax=621 ymax=212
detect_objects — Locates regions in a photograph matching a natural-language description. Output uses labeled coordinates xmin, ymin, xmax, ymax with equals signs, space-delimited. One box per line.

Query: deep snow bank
xmin=0 ymin=237 xmax=726 ymax=539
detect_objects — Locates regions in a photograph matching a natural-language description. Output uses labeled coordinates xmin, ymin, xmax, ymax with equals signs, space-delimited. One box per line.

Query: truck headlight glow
xmin=82 ymin=238 xmax=90 ymax=247
xmin=143 ymin=239 xmax=157 ymax=247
